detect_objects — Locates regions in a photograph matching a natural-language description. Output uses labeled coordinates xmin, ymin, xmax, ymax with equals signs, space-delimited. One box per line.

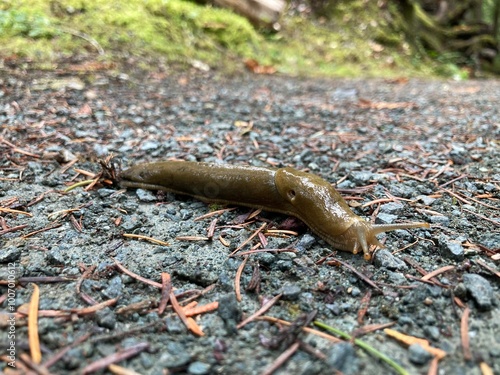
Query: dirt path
xmin=1 ymin=67 xmax=499 ymax=375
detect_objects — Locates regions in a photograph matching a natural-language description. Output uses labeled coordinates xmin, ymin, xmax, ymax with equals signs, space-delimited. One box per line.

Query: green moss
xmin=0 ymin=0 xmax=432 ymax=77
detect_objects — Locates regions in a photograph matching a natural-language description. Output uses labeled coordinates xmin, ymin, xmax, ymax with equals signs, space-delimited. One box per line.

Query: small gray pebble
xmin=373 ymin=249 xmax=408 ymax=270
xmin=95 ymin=308 xmax=116 ymax=329
xmin=380 ymin=201 xmax=405 ymax=214
xmin=136 ymin=188 xmax=157 ymax=202
xmin=327 ymin=342 xmax=359 ymax=375
xmin=430 ymin=216 xmax=450 ymax=225
xmin=141 ymin=141 xmax=160 ymax=151
xmin=101 ymin=275 xmax=123 ymax=299
xmin=408 ymin=343 xmax=433 ymax=365
xmin=165 ymin=316 xmax=187 ymax=334
xmin=46 ymin=247 xmax=68 ymax=265
xmin=417 ymin=195 xmax=436 ymax=205
xmin=188 ymin=361 xmax=211 ymax=375
xmin=295 ymin=234 xmax=316 ymax=253
xmin=0 ymin=246 xmax=21 ymax=263
xmin=282 ymin=282 xmax=301 ymax=300
xmin=97 ymin=188 xmax=116 ymax=198
xmin=462 ymin=273 xmax=494 ymax=311
xmin=375 ymin=212 xmax=398 ymax=224
xmin=438 ymin=235 xmax=464 ymax=260
xmin=424 ymin=325 xmax=440 ymax=341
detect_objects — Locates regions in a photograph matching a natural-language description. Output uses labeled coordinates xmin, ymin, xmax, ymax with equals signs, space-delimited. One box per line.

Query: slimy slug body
xmin=121 ymin=161 xmax=429 ymax=259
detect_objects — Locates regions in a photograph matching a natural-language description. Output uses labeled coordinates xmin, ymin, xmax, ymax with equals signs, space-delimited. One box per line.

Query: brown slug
xmin=120 ymin=161 xmax=429 ymax=260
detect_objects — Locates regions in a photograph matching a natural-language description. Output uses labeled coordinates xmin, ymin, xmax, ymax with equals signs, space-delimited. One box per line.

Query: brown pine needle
xmin=421 ymin=265 xmax=455 ymax=281
xmin=461 ymin=307 xmax=472 ymax=361
xmin=385 ymin=328 xmax=446 ymax=360
xmin=235 ymin=256 xmax=249 ymax=302
xmin=112 ymin=258 xmax=162 ymax=289
xmin=108 ymin=363 xmax=143 ymax=375
xmin=428 ymin=356 xmax=439 ymax=375
xmin=230 ymin=222 xmax=267 ymax=257
xmin=158 ymin=273 xmax=172 ymax=315
xmin=261 ymin=341 xmax=300 ymax=375
xmin=22 ymin=222 xmax=63 ymax=239
xmin=175 ymin=235 xmax=209 ymax=241
xmin=480 ymin=361 xmax=494 ymax=375
xmin=0 ymin=207 xmax=33 ymax=216
xmin=183 ymin=301 xmax=219 ymax=317
xmin=28 ymin=284 xmax=41 ymax=364
xmin=237 ymin=293 xmax=282 ymax=329
xmin=169 ymin=291 xmax=204 ymax=336
xmin=123 ymin=233 xmax=169 ymax=246
xmin=81 ymin=342 xmax=150 ymax=374
xmin=193 ymin=207 xmax=236 ymax=221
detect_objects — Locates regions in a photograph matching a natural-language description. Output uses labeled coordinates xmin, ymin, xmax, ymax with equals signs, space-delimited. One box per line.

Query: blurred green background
xmin=1 ymin=0 xmax=499 ymax=78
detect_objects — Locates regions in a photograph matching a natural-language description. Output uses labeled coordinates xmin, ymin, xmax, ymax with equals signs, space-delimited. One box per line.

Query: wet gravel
xmin=0 ymin=67 xmax=499 ymax=375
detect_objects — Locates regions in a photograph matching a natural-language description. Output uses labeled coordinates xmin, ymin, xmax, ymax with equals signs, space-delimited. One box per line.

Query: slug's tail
xmin=371 ymin=222 xmax=430 ymax=236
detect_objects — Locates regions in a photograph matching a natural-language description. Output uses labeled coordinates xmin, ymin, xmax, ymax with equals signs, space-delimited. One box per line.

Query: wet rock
xmin=380 ymin=201 xmax=405 ymax=214
xmin=375 ymin=212 xmax=398 ymax=224
xmin=430 ymin=215 xmax=450 ymax=225
xmin=217 ymin=294 xmax=241 ymax=331
xmin=101 ymin=275 xmax=123 ymax=299
xmin=479 ymin=232 xmax=500 ymax=250
xmin=120 ymin=214 xmax=143 ymax=231
xmin=188 ymin=361 xmax=211 ymax=375
xmin=462 ymin=273 xmax=494 ymax=311
xmin=95 ymin=308 xmax=117 ymax=329
xmin=373 ymin=249 xmax=408 ymax=270
xmin=0 ymin=246 xmax=21 ymax=262
xmin=327 ymin=342 xmax=359 ymax=375
xmin=136 ymin=189 xmax=157 ymax=202
xmin=158 ymin=342 xmax=191 ymax=368
xmin=417 ymin=195 xmax=436 ymax=205
xmin=408 ymin=343 xmax=433 ymax=365
xmin=295 ymin=234 xmax=316 ymax=253
xmin=46 ymin=246 xmax=68 ymax=266
xmin=281 ymin=282 xmax=301 ymax=300
xmin=141 ymin=140 xmax=159 ymax=150
xmin=438 ymin=235 xmax=464 ymax=260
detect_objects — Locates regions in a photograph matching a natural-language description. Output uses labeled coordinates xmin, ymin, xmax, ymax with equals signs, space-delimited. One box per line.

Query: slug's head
xmin=336 ymin=219 xmax=430 ymax=260
xmin=275 ymin=167 xmax=430 ymax=260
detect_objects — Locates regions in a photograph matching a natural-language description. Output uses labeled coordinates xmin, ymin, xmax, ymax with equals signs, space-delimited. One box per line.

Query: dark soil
xmin=1 ymin=65 xmax=499 ymax=375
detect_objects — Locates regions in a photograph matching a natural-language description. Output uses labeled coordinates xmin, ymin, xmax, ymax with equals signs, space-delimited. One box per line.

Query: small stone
xmin=97 ymin=188 xmax=116 ymax=198
xmin=462 ymin=273 xmax=494 ymax=311
xmin=373 ymin=249 xmax=408 ymax=270
xmin=380 ymin=201 xmax=405 ymax=214
xmin=136 ymin=189 xmax=157 ymax=202
xmin=95 ymin=308 xmax=116 ymax=329
xmin=417 ymin=195 xmax=436 ymax=205
xmin=197 ymin=144 xmax=214 ymax=154
xmin=101 ymin=275 xmax=123 ymax=299
xmin=430 ymin=216 xmax=450 ymax=225
xmin=408 ymin=343 xmax=433 ymax=365
xmin=46 ymin=247 xmax=68 ymax=265
xmin=424 ymin=326 xmax=440 ymax=341
xmin=375 ymin=212 xmax=398 ymax=224
xmin=0 ymin=246 xmax=21 ymax=263
xmin=188 ymin=361 xmax=211 ymax=375
xmin=327 ymin=342 xmax=359 ymax=375
xmin=295 ymin=234 xmax=316 ymax=253
xmin=217 ymin=294 xmax=241 ymax=330
xmin=281 ymin=282 xmax=301 ymax=300
xmin=438 ymin=235 xmax=464 ymax=261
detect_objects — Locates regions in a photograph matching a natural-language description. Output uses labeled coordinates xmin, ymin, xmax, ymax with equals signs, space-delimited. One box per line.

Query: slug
xmin=120 ymin=161 xmax=429 ymax=260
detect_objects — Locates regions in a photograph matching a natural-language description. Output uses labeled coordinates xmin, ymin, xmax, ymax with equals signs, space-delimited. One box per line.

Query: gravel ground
xmin=0 ymin=66 xmax=499 ymax=375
